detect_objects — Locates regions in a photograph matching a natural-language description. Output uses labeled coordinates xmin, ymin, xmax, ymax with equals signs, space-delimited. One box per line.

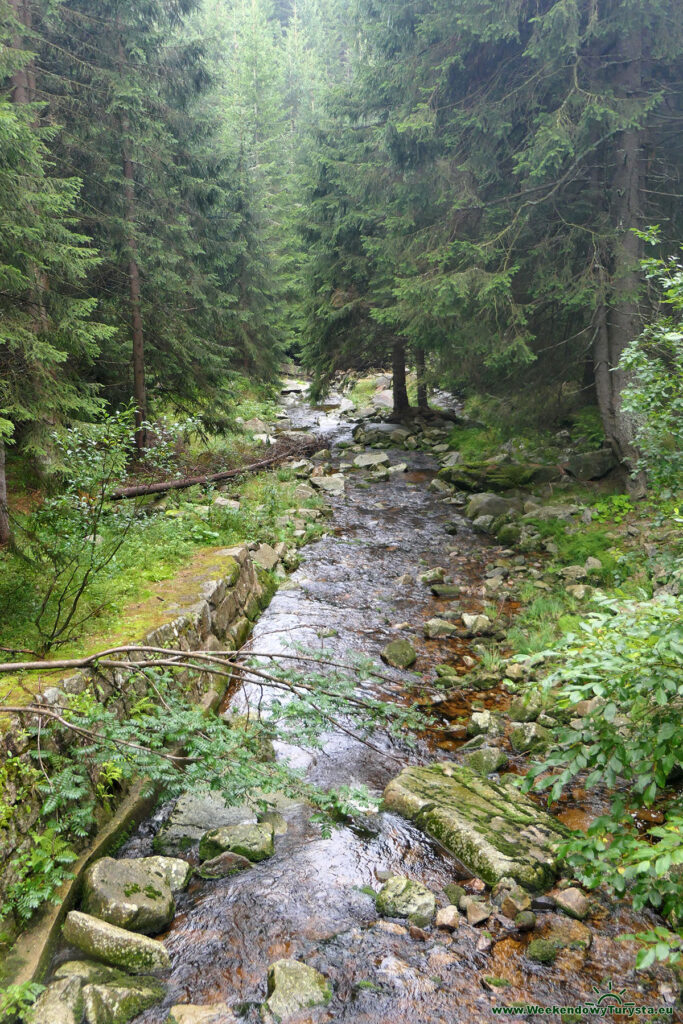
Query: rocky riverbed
xmin=37 ymin=375 xmax=680 ymax=1024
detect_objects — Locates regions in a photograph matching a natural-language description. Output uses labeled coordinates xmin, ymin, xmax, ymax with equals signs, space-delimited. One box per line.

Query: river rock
xmin=382 ymin=763 xmax=567 ymax=891
xmin=381 ymin=639 xmax=417 ymax=668
xmin=83 ymin=975 xmax=166 ymax=1024
xmin=550 ymin=886 xmax=590 ymax=920
xmin=462 ymin=746 xmax=509 ymax=776
xmin=526 ymin=938 xmax=557 ymax=964
xmin=461 ymin=613 xmax=492 ymax=635
xmin=198 ymin=822 xmax=274 ymax=862
xmin=143 ymin=857 xmax=192 ymax=892
xmin=431 ymin=583 xmax=461 ymax=598
xmin=466 ymin=711 xmax=503 ymax=739
xmin=515 ymin=910 xmax=537 ymax=931
xmin=544 ymin=915 xmax=592 ymax=950
xmin=31 ymin=976 xmax=84 ymax=1024
xmin=509 ymin=722 xmax=551 ymax=755
xmin=167 ymin=1004 xmax=236 ymax=1024
xmin=197 ymin=851 xmax=252 ymax=879
xmin=82 ymin=858 xmax=175 ymax=935
xmin=310 ymin=473 xmax=345 ymax=495
xmin=376 ymin=876 xmax=436 ymax=927
xmin=439 ymin=462 xmax=562 ymax=492
xmin=463 ymin=898 xmax=492 ymax=926
xmin=501 ymin=887 xmax=532 ymax=919
xmin=435 ymin=906 xmax=460 ymax=930
xmin=354 ymin=451 xmax=389 ymax=468
xmin=265 ymin=960 xmax=331 ymax=1019
xmin=154 ymin=792 xmax=257 ymax=856
xmin=420 ymin=566 xmax=447 ymax=584
xmin=62 ymin=912 xmax=171 ymax=974
xmin=424 ymin=618 xmax=458 ymax=638
xmin=466 ymin=493 xmax=515 ymax=519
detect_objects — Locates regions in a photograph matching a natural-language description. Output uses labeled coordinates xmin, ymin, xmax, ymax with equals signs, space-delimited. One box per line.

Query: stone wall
xmin=0 ymin=542 xmax=283 ymax=919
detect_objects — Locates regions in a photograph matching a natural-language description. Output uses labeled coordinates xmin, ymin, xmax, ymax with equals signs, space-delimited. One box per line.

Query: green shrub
xmin=524 ymin=590 xmax=683 ymax=948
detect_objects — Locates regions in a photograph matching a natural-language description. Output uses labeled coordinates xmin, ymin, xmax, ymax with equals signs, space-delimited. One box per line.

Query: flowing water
xmin=58 ymin=388 xmax=680 ymax=1022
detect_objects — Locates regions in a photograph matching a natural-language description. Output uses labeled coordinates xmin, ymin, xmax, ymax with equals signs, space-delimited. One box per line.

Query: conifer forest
xmin=0 ymin=2 xmax=682 ymax=1022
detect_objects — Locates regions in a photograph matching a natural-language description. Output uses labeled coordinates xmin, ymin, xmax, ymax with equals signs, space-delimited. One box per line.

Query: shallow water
xmin=64 ymin=390 xmax=680 ymax=1022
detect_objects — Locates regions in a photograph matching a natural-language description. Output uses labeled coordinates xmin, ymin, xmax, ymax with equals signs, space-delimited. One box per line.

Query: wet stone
xmin=424 ymin=618 xmax=459 ymax=638
xmin=82 ymin=857 xmax=175 ymax=935
xmin=509 ymin=721 xmax=551 ymax=755
xmin=464 ymin=898 xmax=493 ymax=926
xmin=167 ymin=1005 xmax=236 ymax=1024
xmin=265 ymin=959 xmax=331 ymax=1020
xmin=435 ymin=906 xmax=461 ymax=930
xmin=462 ymin=746 xmax=509 ymax=776
xmin=198 ymin=822 xmax=274 ymax=862
xmin=376 ymin=876 xmax=436 ymax=927
xmin=31 ymin=976 xmax=84 ymax=1024
xmin=197 ymin=850 xmax=252 ymax=879
xmin=381 ymin=638 xmax=417 ymax=668
xmin=62 ymin=912 xmax=171 ymax=974
xmin=526 ymin=938 xmax=558 ymax=964
xmin=550 ymin=886 xmax=590 ymax=920
xmin=83 ymin=976 xmax=166 ymax=1024
xmin=420 ymin=567 xmax=448 ymax=584
xmin=383 ymin=763 xmax=568 ymax=891
xmin=515 ymin=911 xmax=537 ymax=931
xmin=154 ymin=792 xmax=256 ymax=856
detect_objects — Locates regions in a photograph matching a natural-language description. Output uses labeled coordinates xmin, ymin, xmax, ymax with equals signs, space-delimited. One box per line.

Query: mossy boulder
xmin=154 ymin=791 xmax=257 ymax=856
xmin=47 ymin=962 xmax=166 ymax=1024
xmin=265 ymin=959 xmax=331 ymax=1020
xmin=509 ymin=722 xmax=551 ymax=755
xmin=82 ymin=977 xmax=166 ymax=1024
xmin=381 ymin=639 xmax=417 ymax=669
xmin=462 ymin=746 xmax=509 ymax=776
xmin=82 ymin=857 xmax=175 ymax=935
xmin=526 ymin=938 xmax=558 ymax=964
xmin=30 ymin=975 xmax=84 ymax=1024
xmin=198 ymin=822 xmax=274 ymax=863
xmin=375 ymin=876 xmax=436 ymax=927
xmin=62 ymin=912 xmax=171 ymax=974
xmin=382 ymin=763 xmax=568 ymax=891
xmin=439 ymin=462 xmax=562 ymax=492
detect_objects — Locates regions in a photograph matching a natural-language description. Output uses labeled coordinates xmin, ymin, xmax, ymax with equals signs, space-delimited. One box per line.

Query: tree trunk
xmin=415 ymin=347 xmax=429 ymax=412
xmin=119 ymin=40 xmax=147 ymax=452
xmin=0 ymin=440 xmax=9 ymax=545
xmin=594 ymin=27 xmax=646 ymax=494
xmin=391 ymin=339 xmax=410 ymax=419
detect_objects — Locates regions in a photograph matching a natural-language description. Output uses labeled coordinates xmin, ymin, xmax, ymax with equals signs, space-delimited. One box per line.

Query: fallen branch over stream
xmin=109 ymin=436 xmax=320 ymax=499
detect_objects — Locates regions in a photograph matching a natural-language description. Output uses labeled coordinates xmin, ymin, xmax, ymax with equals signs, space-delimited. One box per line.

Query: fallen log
xmin=110 ymin=439 xmax=318 ymax=500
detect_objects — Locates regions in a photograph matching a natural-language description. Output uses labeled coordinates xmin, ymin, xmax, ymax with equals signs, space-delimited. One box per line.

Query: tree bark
xmin=415 ymin=347 xmax=429 ymax=412
xmin=391 ymin=338 xmax=410 ymax=419
xmin=119 ymin=41 xmax=147 ymax=452
xmin=0 ymin=440 xmax=10 ymax=545
xmin=594 ymin=26 xmax=646 ymax=493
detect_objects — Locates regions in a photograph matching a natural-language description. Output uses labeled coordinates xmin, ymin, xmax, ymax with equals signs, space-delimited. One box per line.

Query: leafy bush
xmin=620 ymin=234 xmax=683 ymax=492
xmin=524 ymin=591 xmax=683 ymax=944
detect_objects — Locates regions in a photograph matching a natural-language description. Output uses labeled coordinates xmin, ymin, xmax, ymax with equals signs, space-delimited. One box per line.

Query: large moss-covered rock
xmin=63 ymin=912 xmax=171 ymax=974
xmin=509 ymin=722 xmax=551 ymax=755
xmin=198 ymin=822 xmax=274 ymax=863
xmin=143 ymin=856 xmax=192 ymax=892
xmin=83 ymin=976 xmax=165 ymax=1024
xmin=31 ymin=975 xmax=84 ymax=1024
xmin=154 ymin=791 xmax=257 ymax=856
xmin=439 ymin=462 xmax=562 ymax=492
xmin=82 ymin=857 xmax=175 ymax=935
xmin=265 ymin=959 xmax=331 ymax=1020
xmin=375 ymin=876 xmax=436 ymax=927
xmin=48 ymin=961 xmax=166 ymax=1024
xmin=462 ymin=746 xmax=509 ymax=776
xmin=382 ymin=763 xmax=568 ymax=891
